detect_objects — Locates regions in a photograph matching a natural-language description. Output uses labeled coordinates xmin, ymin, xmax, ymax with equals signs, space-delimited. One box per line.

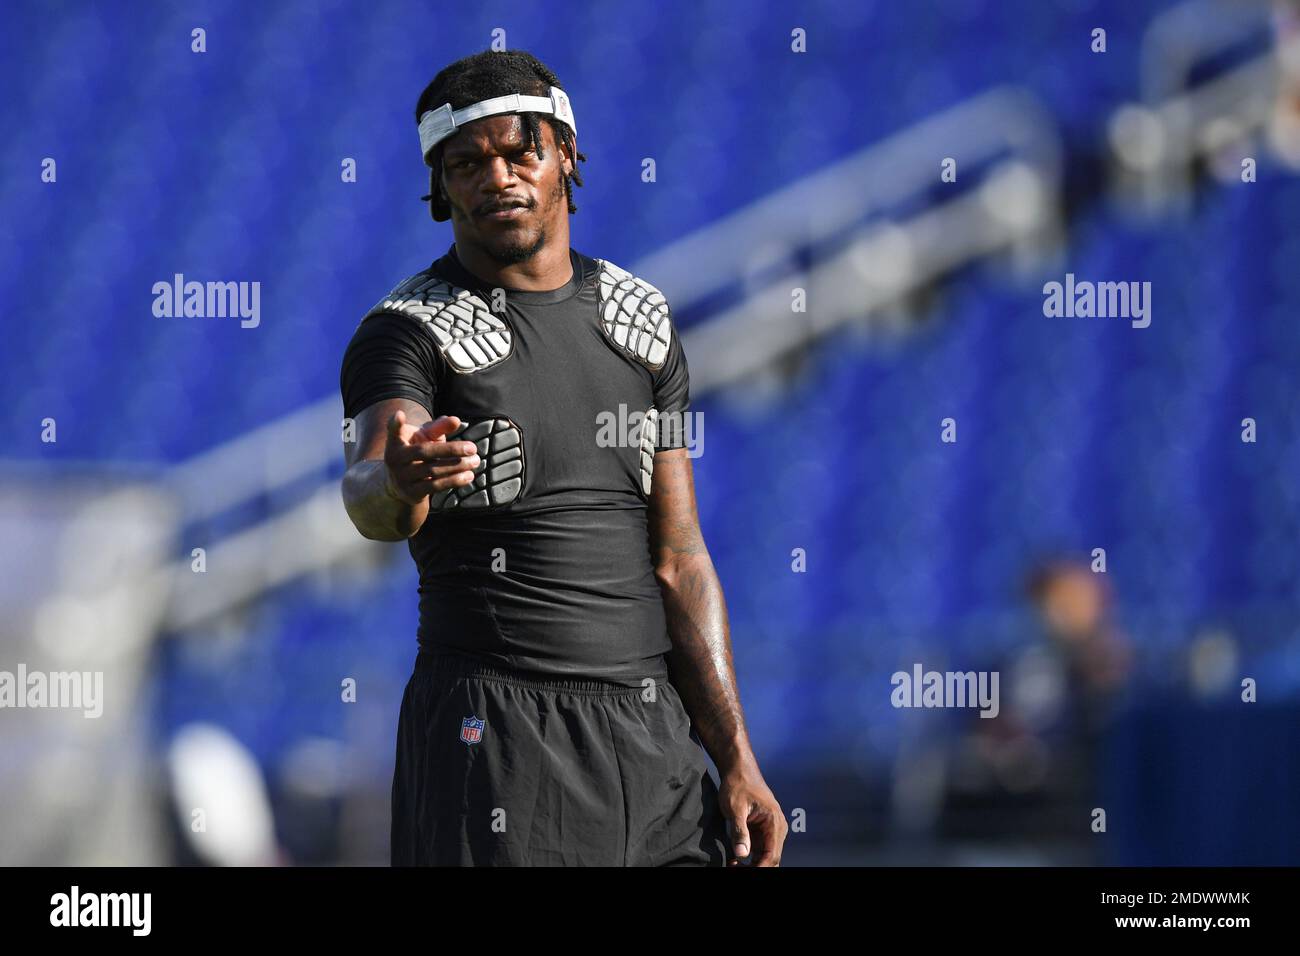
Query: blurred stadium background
xmin=2 ymin=0 xmax=1299 ymax=866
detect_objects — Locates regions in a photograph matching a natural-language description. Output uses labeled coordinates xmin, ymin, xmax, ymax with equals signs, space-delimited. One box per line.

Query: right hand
xmin=382 ymin=410 xmax=481 ymax=506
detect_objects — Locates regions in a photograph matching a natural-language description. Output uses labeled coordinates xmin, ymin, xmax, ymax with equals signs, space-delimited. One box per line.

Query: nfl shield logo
xmin=460 ymin=715 xmax=485 ymax=745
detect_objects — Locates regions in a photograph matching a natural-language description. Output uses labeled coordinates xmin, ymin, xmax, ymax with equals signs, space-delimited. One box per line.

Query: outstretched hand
xmin=382 ymin=410 xmax=480 ymax=506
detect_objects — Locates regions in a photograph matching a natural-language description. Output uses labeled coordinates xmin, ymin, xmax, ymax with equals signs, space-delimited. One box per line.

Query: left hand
xmin=718 ymin=767 xmax=788 ymax=867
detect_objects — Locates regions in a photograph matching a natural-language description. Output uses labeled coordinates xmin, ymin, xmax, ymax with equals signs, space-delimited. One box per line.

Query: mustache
xmin=478 ymin=198 xmax=532 ymax=215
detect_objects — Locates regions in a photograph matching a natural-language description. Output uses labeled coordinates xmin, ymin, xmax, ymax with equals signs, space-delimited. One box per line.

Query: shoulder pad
xmin=364 ymin=271 xmax=513 ymax=373
xmin=638 ymin=406 xmax=658 ymax=496
xmin=594 ymin=259 xmax=673 ymax=371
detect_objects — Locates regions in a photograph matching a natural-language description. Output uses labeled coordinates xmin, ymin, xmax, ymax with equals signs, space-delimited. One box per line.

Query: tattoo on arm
xmin=649 ymin=450 xmax=755 ymax=774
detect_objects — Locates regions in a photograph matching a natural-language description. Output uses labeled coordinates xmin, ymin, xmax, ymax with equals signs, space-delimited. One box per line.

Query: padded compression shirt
xmin=340 ymin=243 xmax=690 ymax=682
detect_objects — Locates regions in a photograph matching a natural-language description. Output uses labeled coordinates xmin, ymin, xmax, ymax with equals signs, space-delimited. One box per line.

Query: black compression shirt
xmin=340 ymin=243 xmax=691 ymax=682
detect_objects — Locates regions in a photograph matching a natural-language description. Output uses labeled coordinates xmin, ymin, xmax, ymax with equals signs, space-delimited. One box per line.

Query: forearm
xmin=657 ymin=553 xmax=757 ymax=776
xmin=341 ymin=459 xmax=429 ymax=541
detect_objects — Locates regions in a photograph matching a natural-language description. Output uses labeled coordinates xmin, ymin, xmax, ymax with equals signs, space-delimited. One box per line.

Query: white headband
xmin=417 ymin=86 xmax=577 ymax=164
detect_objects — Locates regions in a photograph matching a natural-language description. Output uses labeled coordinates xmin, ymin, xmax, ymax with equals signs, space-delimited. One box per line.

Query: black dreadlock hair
xmin=415 ymin=50 xmax=586 ymax=222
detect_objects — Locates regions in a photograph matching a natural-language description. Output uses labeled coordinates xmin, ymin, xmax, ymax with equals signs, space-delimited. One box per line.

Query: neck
xmin=453 ymin=232 xmax=573 ymax=292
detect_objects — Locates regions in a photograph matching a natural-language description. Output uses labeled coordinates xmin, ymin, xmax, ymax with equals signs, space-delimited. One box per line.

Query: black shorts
xmin=391 ymin=648 xmax=731 ymax=866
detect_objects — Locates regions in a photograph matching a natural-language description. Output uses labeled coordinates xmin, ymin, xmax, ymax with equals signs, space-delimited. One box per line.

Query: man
xmin=339 ymin=49 xmax=786 ymax=866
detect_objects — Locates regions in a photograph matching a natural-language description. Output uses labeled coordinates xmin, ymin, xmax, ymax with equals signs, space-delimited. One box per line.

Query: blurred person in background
xmin=1272 ymin=0 xmax=1300 ymax=165
xmin=941 ymin=560 xmax=1133 ymax=858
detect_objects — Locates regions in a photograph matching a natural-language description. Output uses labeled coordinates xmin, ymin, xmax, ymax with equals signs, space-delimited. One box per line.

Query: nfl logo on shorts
xmin=460 ymin=714 xmax=485 ymax=745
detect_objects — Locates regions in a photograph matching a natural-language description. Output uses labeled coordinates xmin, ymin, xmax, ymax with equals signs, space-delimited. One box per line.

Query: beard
xmin=482 ymin=222 xmax=548 ymax=265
